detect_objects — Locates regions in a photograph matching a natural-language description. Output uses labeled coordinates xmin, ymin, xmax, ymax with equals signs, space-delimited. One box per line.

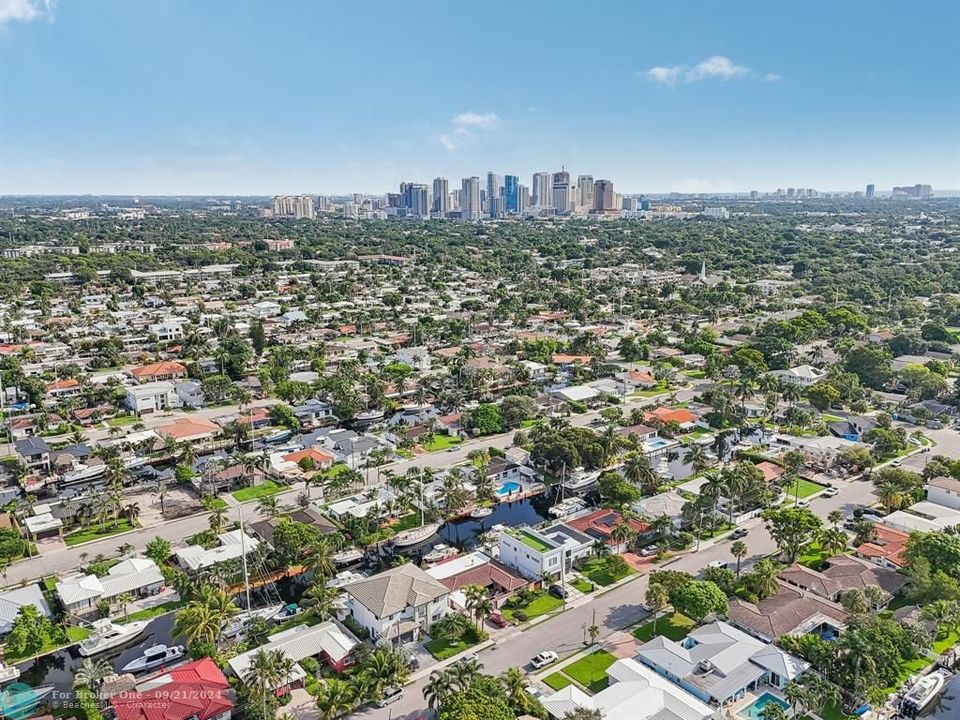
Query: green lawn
xmin=787 ymin=477 xmax=827 ymax=500
xmin=579 ymin=557 xmax=636 ymax=586
xmin=64 ymin=519 xmax=136 ymax=547
xmin=632 ymin=612 xmax=696 ymax=642
xmin=632 ymin=384 xmax=670 ymax=397
xmin=385 ymin=513 xmax=420 ymax=534
xmin=682 ymin=370 xmax=706 ymax=379
xmin=683 ymin=428 xmax=714 ymax=440
xmin=543 ymin=672 xmax=572 ymax=690
xmin=797 ymin=540 xmax=834 ymax=570
xmin=516 ymin=530 xmax=553 ymax=552
xmin=572 ymin=578 xmax=594 ymax=593
xmin=502 ymin=592 xmax=564 ymax=622
xmin=520 ymin=419 xmax=541 ymax=428
xmin=424 ymin=628 xmax=483 ymax=660
xmin=118 ymin=600 xmax=185 ymax=624
xmin=423 ymin=435 xmax=461 ymax=452
xmin=232 ymin=479 xmax=284 ymax=502
xmin=4 ymin=626 xmax=90 ymax=663
xmin=322 ymin=463 xmax=351 ymax=478
xmin=106 ymin=415 xmax=140 ymax=427
xmin=933 ymin=627 xmax=960 ymax=654
xmin=563 ymin=650 xmax=616 ymax=694
xmin=821 ymin=414 xmax=845 ymax=422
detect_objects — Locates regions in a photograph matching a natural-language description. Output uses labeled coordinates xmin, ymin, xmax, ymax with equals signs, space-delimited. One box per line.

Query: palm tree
xmin=611 ymin=521 xmax=635 ymax=550
xmin=301 ymin=581 xmax=339 ymax=620
xmin=365 ymin=646 xmax=410 ymax=696
xmin=746 ymin=559 xmax=780 ymax=600
xmin=923 ymin=599 xmax=960 ymax=639
xmin=424 ymin=668 xmax=457 ymax=710
xmin=116 ymin=592 xmax=134 ymax=621
xmin=151 ymin=480 xmax=169 ymax=516
xmin=256 ymin=495 xmax=280 ymax=518
xmin=862 ymin=584 xmax=886 ymax=610
xmin=304 ymin=537 xmax=337 ymax=580
xmin=623 ymin=452 xmax=659 ymax=495
xmin=784 ymin=681 xmax=809 ymax=718
xmin=173 ymin=587 xmax=239 ymax=646
xmin=449 ymin=656 xmax=483 ymax=689
xmin=819 ymin=527 xmax=849 ymax=556
xmin=246 ymin=648 xmax=296 ymax=718
xmin=314 ymin=677 xmax=355 ymax=720
xmin=499 ymin=666 xmax=530 ymax=712
xmin=73 ymin=657 xmax=113 ymax=688
xmin=683 ymin=443 xmax=711 ymax=475
xmin=645 ymin=583 xmax=670 ymax=635
xmin=731 ymin=540 xmax=748 ymax=577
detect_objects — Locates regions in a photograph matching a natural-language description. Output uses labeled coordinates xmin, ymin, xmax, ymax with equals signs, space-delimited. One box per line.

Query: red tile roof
xmin=755 ymin=461 xmax=785 ymax=483
xmin=566 ymin=509 xmax=650 ymax=545
xmin=856 ymin=523 xmax=909 ymax=567
xmin=111 ymin=658 xmax=233 ymax=720
xmin=644 ymin=407 xmax=698 ymax=425
xmin=439 ymin=560 xmax=528 ymax=593
xmin=131 ymin=361 xmax=187 ymax=379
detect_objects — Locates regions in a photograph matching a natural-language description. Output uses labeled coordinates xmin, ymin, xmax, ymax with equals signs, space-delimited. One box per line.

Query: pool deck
xmin=728 ymin=688 xmax=789 ymax=720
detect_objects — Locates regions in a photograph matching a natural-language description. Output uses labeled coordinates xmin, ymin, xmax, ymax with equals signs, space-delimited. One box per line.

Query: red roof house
xmin=566 ymin=509 xmax=652 ymax=553
xmin=856 ymin=523 xmax=909 ymax=570
xmin=111 ymin=657 xmax=234 ymax=720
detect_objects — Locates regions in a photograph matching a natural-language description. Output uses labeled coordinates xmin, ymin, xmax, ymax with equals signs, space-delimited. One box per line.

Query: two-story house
xmin=498 ymin=523 xmax=593 ymax=581
xmin=342 ymin=564 xmax=450 ymax=644
xmin=126 ymin=381 xmax=182 ymax=414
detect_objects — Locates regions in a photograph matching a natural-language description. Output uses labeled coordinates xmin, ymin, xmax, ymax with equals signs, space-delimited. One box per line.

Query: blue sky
xmin=1 ymin=0 xmax=958 ymax=195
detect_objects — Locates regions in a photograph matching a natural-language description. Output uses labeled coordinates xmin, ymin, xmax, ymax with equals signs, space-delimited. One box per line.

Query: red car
xmin=488 ymin=613 xmax=508 ymax=628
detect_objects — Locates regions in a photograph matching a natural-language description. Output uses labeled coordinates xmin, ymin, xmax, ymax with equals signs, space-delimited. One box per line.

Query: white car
xmin=530 ymin=651 xmax=558 ymax=669
xmin=822 ymin=486 xmax=839 ymax=497
xmin=706 ymin=560 xmax=729 ymax=570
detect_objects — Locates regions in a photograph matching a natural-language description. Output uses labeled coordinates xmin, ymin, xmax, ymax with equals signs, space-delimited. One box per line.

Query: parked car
xmin=459 ymin=652 xmax=480 ymax=664
xmin=706 ymin=560 xmax=729 ymax=570
xmin=822 ymin=486 xmax=839 ymax=497
xmin=730 ymin=528 xmax=748 ymax=540
xmin=488 ymin=613 xmax=508 ymax=628
xmin=639 ymin=544 xmax=659 ymax=557
xmin=530 ymin=651 xmax=558 ymax=669
xmin=548 ymin=584 xmax=569 ymax=599
xmin=377 ymin=688 xmax=404 ymax=707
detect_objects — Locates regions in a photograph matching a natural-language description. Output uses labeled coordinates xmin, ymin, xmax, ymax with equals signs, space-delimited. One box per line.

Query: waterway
xmin=920 ymin=672 xmax=958 ymax=718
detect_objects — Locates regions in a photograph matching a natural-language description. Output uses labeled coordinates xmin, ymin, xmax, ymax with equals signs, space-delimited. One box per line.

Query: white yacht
xmin=469 ymin=507 xmax=493 ymax=519
xmin=549 ymin=497 xmax=588 ymax=518
xmin=222 ymin=603 xmax=284 ymax=638
xmin=78 ymin=619 xmax=150 ymax=656
xmin=333 ymin=547 xmax=365 ymax=565
xmin=119 ymin=644 xmax=186 ymax=673
xmin=899 ymin=670 xmax=948 ymax=716
xmin=562 ymin=468 xmax=600 ymax=493
xmin=393 ymin=522 xmax=441 ymax=547
xmin=0 ymin=661 xmax=20 ymax=684
xmin=423 ymin=544 xmax=458 ymax=563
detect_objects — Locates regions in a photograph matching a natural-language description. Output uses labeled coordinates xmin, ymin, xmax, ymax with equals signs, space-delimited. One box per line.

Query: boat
xmin=274 ymin=603 xmax=302 ymax=620
xmin=78 ymin=619 xmax=150 ymax=656
xmin=469 ymin=507 xmax=493 ymax=519
xmin=549 ymin=497 xmax=588 ymax=517
xmin=562 ymin=468 xmax=600 ymax=493
xmin=393 ymin=522 xmax=442 ymax=547
xmin=60 ymin=463 xmax=108 ymax=485
xmin=333 ymin=547 xmax=365 ymax=565
xmin=119 ymin=644 xmax=186 ymax=673
xmin=222 ymin=604 xmax=285 ymax=638
xmin=264 ymin=429 xmax=293 ymax=444
xmin=0 ymin=661 xmax=19 ymax=684
xmin=899 ymin=670 xmax=948 ymax=716
xmin=0 ymin=684 xmax=53 ymax=717
xmin=423 ymin=544 xmax=458 ymax=563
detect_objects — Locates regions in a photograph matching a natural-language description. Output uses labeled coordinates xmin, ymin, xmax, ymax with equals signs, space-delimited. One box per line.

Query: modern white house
xmin=498 ymin=523 xmax=593 ymax=581
xmin=125 ymin=381 xmax=182 ymax=414
xmin=175 ymin=380 xmax=205 ymax=409
xmin=770 ymin=364 xmax=826 ymax=387
xmin=174 ymin=530 xmax=261 ymax=571
xmin=341 ymin=564 xmax=450 ymax=644
xmin=56 ymin=557 xmax=165 ymax=617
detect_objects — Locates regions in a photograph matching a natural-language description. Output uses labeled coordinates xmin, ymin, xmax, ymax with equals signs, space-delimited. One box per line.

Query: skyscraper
xmin=272 ymin=195 xmax=315 ymax=219
xmin=401 ymin=182 xmax=429 ymax=217
xmin=504 ymin=175 xmax=519 ymax=212
xmin=577 ymin=175 xmax=594 ymax=213
xmin=594 ymin=180 xmax=614 ymax=211
xmin=865 ymin=184 xmax=876 ymax=199
xmin=518 ymin=184 xmax=530 ymax=214
xmin=432 ymin=177 xmax=450 ymax=214
xmin=532 ymin=172 xmax=552 ymax=207
xmin=486 ymin=172 xmax=502 ymax=211
xmin=552 ymin=170 xmax=571 ymax=213
xmin=462 ymin=177 xmax=481 ymax=220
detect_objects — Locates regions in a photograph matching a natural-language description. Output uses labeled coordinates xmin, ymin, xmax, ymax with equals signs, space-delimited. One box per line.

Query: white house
xmin=771 ymin=364 xmax=826 ymax=387
xmin=56 ymin=557 xmax=165 ymax=616
xmin=927 ymin=476 xmax=960 ymax=511
xmin=0 ymin=585 xmax=53 ymax=635
xmin=174 ymin=530 xmax=261 ymax=571
xmin=498 ymin=524 xmax=593 ymax=581
xmin=342 ymin=564 xmax=450 ymax=644
xmin=175 ymin=380 xmax=205 ymax=409
xmin=126 ymin=381 xmax=182 ymax=414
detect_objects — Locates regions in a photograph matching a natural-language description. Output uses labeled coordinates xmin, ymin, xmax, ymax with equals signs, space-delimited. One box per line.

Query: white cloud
xmin=438 ymin=134 xmax=457 ymax=151
xmin=645 ymin=55 xmax=777 ymax=86
xmin=647 ymin=66 xmax=684 ymax=86
xmin=0 ymin=0 xmax=56 ymax=25
xmin=452 ymin=111 xmax=501 ymax=129
xmin=687 ymin=55 xmax=749 ymax=81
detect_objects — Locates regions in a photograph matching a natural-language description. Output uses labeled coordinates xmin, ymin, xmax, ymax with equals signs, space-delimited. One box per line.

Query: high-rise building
xmin=486 ymin=172 xmax=502 ymax=210
xmin=552 ymin=170 xmax=571 ymax=213
xmin=892 ymin=184 xmax=933 ymax=199
xmin=504 ymin=175 xmax=519 ymax=212
xmin=865 ymin=184 xmax=875 ymax=200
xmin=577 ymin=175 xmax=595 ymax=213
xmin=749 ymin=190 xmax=758 ymax=200
xmin=432 ymin=177 xmax=450 ymax=214
xmin=622 ymin=196 xmax=638 ymax=212
xmin=786 ymin=187 xmax=796 ymax=198
xmin=532 ymin=172 xmax=552 ymax=207
xmin=272 ymin=195 xmax=315 ymax=219
xmin=400 ymin=183 xmax=430 ymax=217
xmin=518 ymin=184 xmax=530 ymax=214
xmin=594 ymin=180 xmax=615 ymax=211
xmin=461 ymin=177 xmax=481 ymax=220
xmin=489 ymin=196 xmax=505 ymax=218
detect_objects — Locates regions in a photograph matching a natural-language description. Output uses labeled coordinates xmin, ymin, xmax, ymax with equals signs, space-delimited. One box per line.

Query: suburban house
xmin=425 ymin=551 xmax=528 ymax=608
xmin=341 ymin=564 xmax=450 ymax=644
xmin=55 ymin=557 xmax=165 ymax=617
xmin=130 ymin=361 xmax=188 ymax=383
xmin=726 ymin=582 xmax=850 ymax=643
xmin=292 ymin=399 xmax=335 ymax=427
xmin=856 ymin=523 xmax=909 ymax=569
xmin=229 ymin=621 xmax=359 ymax=691
xmin=566 ymin=508 xmax=653 ymax=553
xmin=927 ymin=476 xmax=960 ymax=510
xmin=636 ymin=620 xmax=808 ymax=706
xmin=126 ymin=381 xmax=182 ymax=414
xmin=541 ymin=657 xmax=715 ymax=720
xmin=175 ymin=380 xmax=205 ymax=408
xmin=111 ymin=657 xmax=233 ymax=720
xmin=156 ymin=417 xmax=222 ymax=443
xmin=0 ymin=584 xmax=53 ymax=635
xmin=643 ymin=406 xmax=699 ymax=429
xmin=826 ymin=415 xmax=877 ymax=442
xmin=776 ymin=554 xmax=907 ymax=608
xmin=771 ymin=364 xmax=826 ymax=387
xmin=14 ymin=436 xmax=50 ymax=471
xmin=174 ymin=530 xmax=261 ymax=571
xmin=270 ymin=447 xmax=336 ymax=477
xmin=498 ymin=523 xmax=593 ymax=581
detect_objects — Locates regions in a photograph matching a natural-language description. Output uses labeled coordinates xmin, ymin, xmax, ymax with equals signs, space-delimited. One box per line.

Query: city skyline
xmin=1 ymin=0 xmax=959 ymax=195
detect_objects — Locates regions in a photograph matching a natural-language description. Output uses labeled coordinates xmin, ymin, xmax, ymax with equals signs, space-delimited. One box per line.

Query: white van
xmin=377 ymin=687 xmax=404 ymax=707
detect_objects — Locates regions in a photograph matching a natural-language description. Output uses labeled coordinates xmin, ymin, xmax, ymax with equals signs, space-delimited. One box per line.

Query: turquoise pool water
xmin=496 ymin=481 xmax=522 ymax=496
xmin=739 ymin=693 xmax=789 ymax=720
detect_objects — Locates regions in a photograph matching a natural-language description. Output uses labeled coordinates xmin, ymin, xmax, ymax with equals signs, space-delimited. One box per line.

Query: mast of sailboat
xmin=239 ymin=505 xmax=253 ymax=612
xmin=419 ymin=467 xmax=424 ymax=528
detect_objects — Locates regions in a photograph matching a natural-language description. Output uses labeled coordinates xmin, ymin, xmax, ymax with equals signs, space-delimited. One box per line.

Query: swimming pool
xmin=496 ymin=481 xmax=522 ymax=496
xmin=739 ymin=693 xmax=789 ymax=720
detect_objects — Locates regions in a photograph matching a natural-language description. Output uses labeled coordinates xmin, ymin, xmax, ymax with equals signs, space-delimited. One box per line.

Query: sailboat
xmin=221 ymin=506 xmax=283 ymax=638
xmin=393 ymin=470 xmax=441 ymax=547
